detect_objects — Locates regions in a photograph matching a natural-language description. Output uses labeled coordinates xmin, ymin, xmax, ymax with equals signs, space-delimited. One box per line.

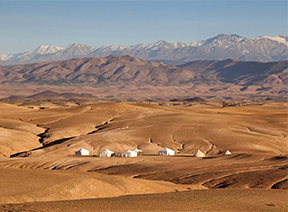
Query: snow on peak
xmin=187 ymin=40 xmax=205 ymax=47
xmin=31 ymin=45 xmax=64 ymax=54
xmin=203 ymin=34 xmax=247 ymax=48
xmin=0 ymin=53 xmax=11 ymax=61
xmin=0 ymin=34 xmax=287 ymax=64
xmin=135 ymin=40 xmax=170 ymax=50
xmin=251 ymin=35 xmax=288 ymax=46
xmin=66 ymin=43 xmax=87 ymax=49
xmin=109 ymin=45 xmax=125 ymax=51
xmin=172 ymin=42 xmax=186 ymax=48
xmin=186 ymin=34 xmax=246 ymax=48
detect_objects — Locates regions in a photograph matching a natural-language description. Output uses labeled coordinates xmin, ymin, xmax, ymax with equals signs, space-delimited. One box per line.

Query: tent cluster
xmin=191 ymin=149 xmax=232 ymax=157
xmin=157 ymin=148 xmax=232 ymax=157
xmin=75 ymin=147 xmax=232 ymax=157
xmin=75 ymin=148 xmax=143 ymax=157
xmin=158 ymin=148 xmax=206 ymax=157
xmin=99 ymin=148 xmax=143 ymax=157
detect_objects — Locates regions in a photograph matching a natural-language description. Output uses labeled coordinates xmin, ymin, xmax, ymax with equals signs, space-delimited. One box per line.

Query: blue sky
xmin=0 ymin=0 xmax=287 ymax=54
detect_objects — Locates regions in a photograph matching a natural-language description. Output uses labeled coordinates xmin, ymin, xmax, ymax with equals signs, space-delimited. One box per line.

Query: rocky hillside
xmin=179 ymin=59 xmax=288 ymax=85
xmin=0 ymin=55 xmax=212 ymax=86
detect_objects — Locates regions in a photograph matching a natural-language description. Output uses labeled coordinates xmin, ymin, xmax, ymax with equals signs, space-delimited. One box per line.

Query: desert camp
xmin=0 ymin=1 xmax=287 ymax=211
xmin=75 ymin=148 xmax=90 ymax=156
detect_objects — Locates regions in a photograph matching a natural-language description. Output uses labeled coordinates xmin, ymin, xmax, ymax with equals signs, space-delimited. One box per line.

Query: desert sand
xmin=0 ymin=101 xmax=287 ymax=211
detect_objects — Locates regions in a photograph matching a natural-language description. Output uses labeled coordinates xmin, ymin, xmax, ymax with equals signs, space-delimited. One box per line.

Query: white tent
xmin=223 ymin=150 xmax=232 ymax=156
xmin=75 ymin=148 xmax=89 ymax=156
xmin=99 ymin=149 xmax=115 ymax=157
xmin=132 ymin=148 xmax=142 ymax=153
xmin=158 ymin=147 xmax=175 ymax=156
xmin=121 ymin=150 xmax=138 ymax=157
xmin=193 ymin=149 xmax=205 ymax=157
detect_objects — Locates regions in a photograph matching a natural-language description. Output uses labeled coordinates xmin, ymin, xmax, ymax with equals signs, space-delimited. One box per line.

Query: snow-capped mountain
xmin=29 ymin=45 xmax=64 ymax=55
xmin=0 ymin=45 xmax=64 ymax=65
xmin=0 ymin=34 xmax=287 ymax=66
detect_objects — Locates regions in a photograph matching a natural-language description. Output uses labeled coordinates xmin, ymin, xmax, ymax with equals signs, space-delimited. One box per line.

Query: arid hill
xmin=179 ymin=59 xmax=288 ymax=85
xmin=0 ymin=91 xmax=96 ymax=104
xmin=0 ymin=55 xmax=209 ymax=86
xmin=0 ymin=55 xmax=287 ymax=102
xmin=26 ymin=90 xmax=95 ymax=100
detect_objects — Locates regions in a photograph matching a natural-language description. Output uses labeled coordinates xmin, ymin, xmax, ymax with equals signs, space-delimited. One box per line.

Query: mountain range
xmin=0 ymin=55 xmax=286 ymax=101
xmin=0 ymin=55 xmax=209 ymax=86
xmin=0 ymin=34 xmax=287 ymax=66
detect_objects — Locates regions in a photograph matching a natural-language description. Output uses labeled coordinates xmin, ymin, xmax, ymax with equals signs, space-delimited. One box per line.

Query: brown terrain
xmin=0 ymin=100 xmax=287 ymax=211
